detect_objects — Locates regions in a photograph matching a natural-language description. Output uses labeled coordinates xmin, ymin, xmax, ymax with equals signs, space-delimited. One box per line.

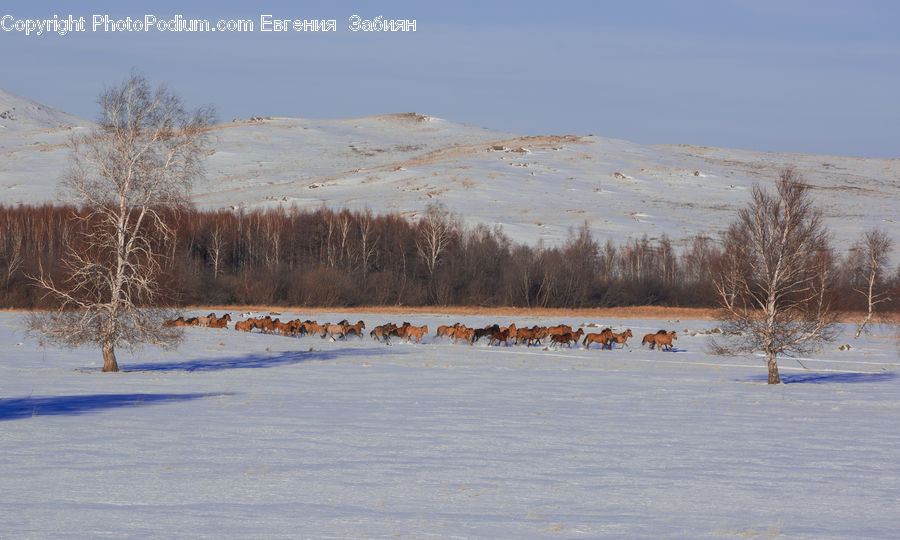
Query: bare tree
xmin=0 ymin=219 xmax=24 ymax=288
xmin=357 ymin=209 xmax=379 ymax=279
xmin=324 ymin=210 xmax=338 ymax=268
xmin=28 ymin=73 xmax=214 ymax=372
xmin=711 ymin=169 xmax=838 ymax=384
xmin=848 ymin=228 xmax=893 ymax=338
xmin=263 ymin=214 xmax=281 ymax=269
xmin=415 ymin=203 xmax=458 ymax=301
xmin=337 ymin=211 xmax=352 ymax=268
xmin=208 ymin=221 xmax=224 ymax=280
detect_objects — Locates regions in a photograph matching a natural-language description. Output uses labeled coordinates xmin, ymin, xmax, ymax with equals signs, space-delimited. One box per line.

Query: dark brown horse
xmin=489 ymin=329 xmax=511 ymax=347
xmin=550 ymin=329 xmax=584 ymax=348
xmin=371 ymin=323 xmax=397 ymax=342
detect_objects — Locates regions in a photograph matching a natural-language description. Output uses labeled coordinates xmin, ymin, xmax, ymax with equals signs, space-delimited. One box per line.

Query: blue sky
xmin=2 ymin=1 xmax=898 ymax=157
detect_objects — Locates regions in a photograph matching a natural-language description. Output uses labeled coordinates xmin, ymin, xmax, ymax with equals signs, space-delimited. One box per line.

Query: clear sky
xmin=2 ymin=1 xmax=898 ymax=157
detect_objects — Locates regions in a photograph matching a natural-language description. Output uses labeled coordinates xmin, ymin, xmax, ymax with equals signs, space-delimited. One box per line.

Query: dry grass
xmin=179 ymin=305 xmax=900 ymax=324
xmin=8 ymin=305 xmax=897 ymax=324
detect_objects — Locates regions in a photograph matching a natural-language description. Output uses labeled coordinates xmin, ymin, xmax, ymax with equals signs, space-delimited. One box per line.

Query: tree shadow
xmin=745 ymin=372 xmax=897 ymax=384
xmin=0 ymin=392 xmax=231 ymax=421
xmin=119 ymin=347 xmax=397 ymax=373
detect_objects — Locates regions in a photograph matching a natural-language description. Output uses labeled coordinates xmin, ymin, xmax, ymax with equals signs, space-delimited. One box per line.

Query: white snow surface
xmin=1 ymin=91 xmax=899 ymax=254
xmin=2 ymin=311 xmax=898 ymax=538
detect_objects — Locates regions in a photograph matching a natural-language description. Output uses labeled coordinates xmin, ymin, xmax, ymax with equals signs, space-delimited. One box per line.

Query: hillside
xmin=1 ymin=90 xmax=898 ymax=253
xmin=0 ymin=88 xmax=93 ymax=132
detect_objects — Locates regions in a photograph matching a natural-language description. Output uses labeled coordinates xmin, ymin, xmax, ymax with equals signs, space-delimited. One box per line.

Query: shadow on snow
xmin=745 ymin=371 xmax=897 ymax=384
xmin=119 ymin=346 xmax=397 ymax=373
xmin=0 ymin=392 xmax=230 ymax=421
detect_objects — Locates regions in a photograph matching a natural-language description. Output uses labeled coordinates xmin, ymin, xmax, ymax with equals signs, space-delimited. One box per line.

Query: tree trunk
xmin=102 ymin=341 xmax=119 ymax=372
xmin=854 ymin=311 xmax=872 ymax=339
xmin=767 ymin=353 xmax=781 ymax=384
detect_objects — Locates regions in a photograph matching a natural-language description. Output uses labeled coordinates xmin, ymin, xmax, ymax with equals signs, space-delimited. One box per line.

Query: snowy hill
xmin=1 ymin=91 xmax=898 ymax=254
xmin=0 ymin=89 xmax=95 ymax=203
xmin=0 ymin=88 xmax=93 ymax=132
xmin=201 ymin=115 xmax=900 ymax=252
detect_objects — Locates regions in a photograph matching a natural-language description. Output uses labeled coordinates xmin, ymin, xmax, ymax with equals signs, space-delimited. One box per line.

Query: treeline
xmin=0 ymin=203 xmax=897 ymax=311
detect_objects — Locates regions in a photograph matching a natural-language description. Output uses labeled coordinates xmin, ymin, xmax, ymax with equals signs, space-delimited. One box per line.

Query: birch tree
xmin=28 ymin=74 xmax=214 ymax=372
xmin=415 ymin=203 xmax=458 ymax=302
xmin=849 ymin=229 xmax=892 ymax=338
xmin=711 ymin=169 xmax=838 ymax=384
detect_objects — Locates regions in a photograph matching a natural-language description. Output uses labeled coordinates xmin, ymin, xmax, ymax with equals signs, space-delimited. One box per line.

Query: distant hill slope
xmin=0 ymin=88 xmax=93 ymax=132
xmin=1 ymin=91 xmax=898 ymax=256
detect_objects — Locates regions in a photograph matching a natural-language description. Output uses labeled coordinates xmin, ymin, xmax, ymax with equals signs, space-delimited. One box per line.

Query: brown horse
xmin=284 ymin=319 xmax=304 ymax=337
xmin=302 ymin=321 xmax=326 ymax=337
xmin=642 ymin=331 xmax=662 ymax=349
xmin=436 ymin=323 xmax=460 ymax=339
xmin=322 ymin=324 xmax=347 ymax=341
xmin=608 ymin=329 xmax=633 ymax=349
xmin=548 ymin=324 xmax=573 ymax=336
xmin=275 ymin=319 xmax=296 ymax=336
xmin=208 ymin=313 xmax=231 ymax=329
xmin=234 ymin=319 xmax=256 ymax=332
xmin=406 ymin=324 xmax=429 ymax=344
xmin=162 ymin=316 xmax=184 ymax=328
xmin=489 ymin=329 xmax=511 ymax=347
xmin=516 ymin=326 xmax=549 ymax=345
xmin=515 ymin=327 xmax=536 ymax=346
xmin=253 ymin=316 xmax=273 ymax=334
xmin=452 ymin=326 xmax=474 ymax=344
xmin=505 ymin=323 xmax=517 ymax=343
xmin=654 ymin=331 xmax=677 ymax=351
xmin=390 ymin=322 xmax=413 ymax=342
xmin=264 ymin=317 xmax=282 ymax=334
xmin=642 ymin=330 xmax=677 ymax=351
xmin=583 ymin=328 xmax=613 ymax=349
xmin=344 ymin=320 xmax=366 ymax=337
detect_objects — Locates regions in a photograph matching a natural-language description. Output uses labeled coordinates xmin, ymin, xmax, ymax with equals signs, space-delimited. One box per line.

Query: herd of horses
xmin=163 ymin=313 xmax=232 ymax=329
xmin=162 ymin=313 xmax=679 ymax=351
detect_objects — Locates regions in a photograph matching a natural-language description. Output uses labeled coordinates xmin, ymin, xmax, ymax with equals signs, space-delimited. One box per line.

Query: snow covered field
xmin=2 ymin=311 xmax=898 ymax=538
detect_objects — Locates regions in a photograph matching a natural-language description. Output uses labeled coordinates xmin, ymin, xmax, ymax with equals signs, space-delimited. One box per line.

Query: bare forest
xmin=1 ymin=203 xmax=897 ymax=312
